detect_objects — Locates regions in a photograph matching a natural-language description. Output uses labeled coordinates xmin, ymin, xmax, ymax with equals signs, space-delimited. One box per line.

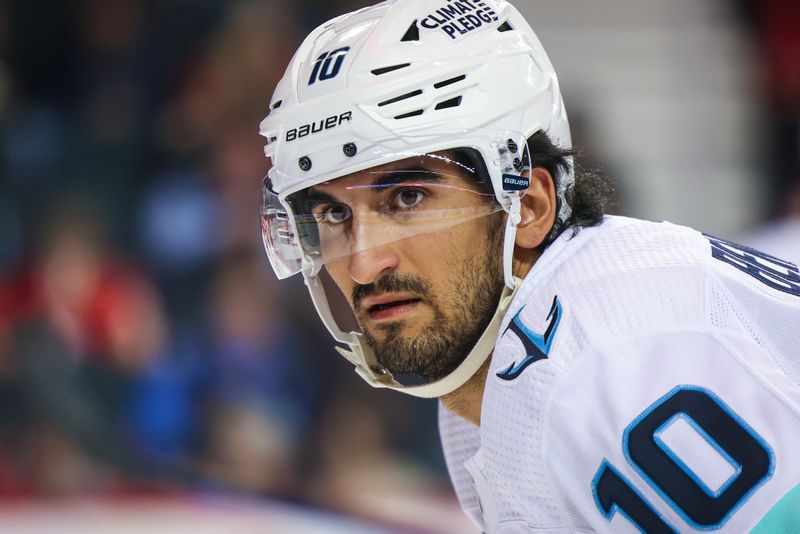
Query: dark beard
xmin=354 ymin=216 xmax=505 ymax=384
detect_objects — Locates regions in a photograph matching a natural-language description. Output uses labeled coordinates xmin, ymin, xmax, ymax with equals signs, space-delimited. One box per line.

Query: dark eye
xmin=321 ymin=204 xmax=351 ymax=225
xmin=393 ymin=189 xmax=425 ymax=210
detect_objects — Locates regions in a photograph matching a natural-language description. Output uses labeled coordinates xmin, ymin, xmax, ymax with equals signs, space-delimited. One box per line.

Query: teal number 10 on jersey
xmin=593 ymin=386 xmax=774 ymax=532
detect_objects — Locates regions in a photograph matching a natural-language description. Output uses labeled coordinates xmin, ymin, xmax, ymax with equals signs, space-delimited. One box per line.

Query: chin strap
xmin=335 ymin=277 xmax=522 ymax=399
xmin=503 ymin=195 xmax=522 ymax=291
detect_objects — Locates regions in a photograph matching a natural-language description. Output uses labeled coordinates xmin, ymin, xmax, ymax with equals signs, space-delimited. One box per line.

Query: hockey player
xmin=258 ymin=0 xmax=800 ymax=531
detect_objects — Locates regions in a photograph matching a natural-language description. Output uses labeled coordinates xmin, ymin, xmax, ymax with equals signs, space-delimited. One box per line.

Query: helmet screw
xmin=513 ymin=157 xmax=524 ymax=171
xmin=371 ymin=365 xmax=389 ymax=376
xmin=298 ymin=156 xmax=312 ymax=171
xmin=507 ymin=139 xmax=519 ymax=154
xmin=343 ymin=143 xmax=358 ymax=157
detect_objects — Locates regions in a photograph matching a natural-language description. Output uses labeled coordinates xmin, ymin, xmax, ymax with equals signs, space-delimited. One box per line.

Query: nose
xmin=343 ymin=208 xmax=401 ymax=285
xmin=347 ymin=243 xmax=400 ymax=286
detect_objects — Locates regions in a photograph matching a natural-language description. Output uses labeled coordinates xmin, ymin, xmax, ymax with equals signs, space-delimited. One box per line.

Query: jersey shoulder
xmin=504 ymin=216 xmax=713 ymax=372
xmin=476 ymin=217 xmax=800 ymax=531
xmin=508 ymin=216 xmax=800 ymax=371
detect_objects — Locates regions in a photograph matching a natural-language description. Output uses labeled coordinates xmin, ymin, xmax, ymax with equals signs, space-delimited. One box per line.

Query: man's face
xmin=307 ymin=154 xmax=506 ymax=383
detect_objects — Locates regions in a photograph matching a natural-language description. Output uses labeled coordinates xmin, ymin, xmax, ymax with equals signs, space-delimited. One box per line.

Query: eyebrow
xmin=302 ymin=163 xmax=446 ymax=211
xmin=300 ymin=189 xmax=339 ymax=213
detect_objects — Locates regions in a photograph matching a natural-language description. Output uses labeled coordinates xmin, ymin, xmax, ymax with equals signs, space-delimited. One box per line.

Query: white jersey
xmin=440 ymin=216 xmax=800 ymax=533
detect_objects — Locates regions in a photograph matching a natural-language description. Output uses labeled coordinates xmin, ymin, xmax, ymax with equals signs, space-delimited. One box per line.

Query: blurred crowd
xmin=738 ymin=0 xmax=800 ymax=265
xmin=0 ymin=0 xmax=445 ymax=519
xmin=0 ymin=0 xmax=797 ymax=525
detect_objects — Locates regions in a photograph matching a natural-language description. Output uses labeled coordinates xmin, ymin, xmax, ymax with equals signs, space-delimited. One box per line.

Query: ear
xmin=514 ymin=167 xmax=557 ymax=249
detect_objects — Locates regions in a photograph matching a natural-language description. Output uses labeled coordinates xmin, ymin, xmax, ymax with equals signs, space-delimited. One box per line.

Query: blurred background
xmin=0 ymin=0 xmax=797 ymax=532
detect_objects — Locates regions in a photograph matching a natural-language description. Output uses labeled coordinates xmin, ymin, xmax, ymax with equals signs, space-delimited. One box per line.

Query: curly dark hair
xmin=525 ymin=130 xmax=616 ymax=250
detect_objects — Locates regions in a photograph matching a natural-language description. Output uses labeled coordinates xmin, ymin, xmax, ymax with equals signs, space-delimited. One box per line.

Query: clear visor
xmin=262 ymin=149 xmax=511 ymax=279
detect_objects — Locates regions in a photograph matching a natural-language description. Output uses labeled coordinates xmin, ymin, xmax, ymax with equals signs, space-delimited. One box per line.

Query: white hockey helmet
xmin=260 ymin=0 xmax=571 ymax=398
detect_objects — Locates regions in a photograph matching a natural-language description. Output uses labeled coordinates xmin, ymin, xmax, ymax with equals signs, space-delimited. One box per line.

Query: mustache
xmin=352 ymin=273 xmax=431 ymax=312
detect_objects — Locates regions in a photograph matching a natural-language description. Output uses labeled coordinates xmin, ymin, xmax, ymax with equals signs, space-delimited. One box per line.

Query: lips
xmin=362 ymin=294 xmax=423 ymax=320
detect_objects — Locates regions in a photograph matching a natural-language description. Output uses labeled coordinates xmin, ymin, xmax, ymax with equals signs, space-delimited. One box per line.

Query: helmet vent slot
xmin=378 ymin=89 xmax=423 ymax=107
xmin=394 ymin=109 xmax=424 ymax=120
xmin=371 ymin=63 xmax=411 ymax=76
xmin=497 ymin=21 xmax=513 ymax=32
xmin=401 ymin=21 xmax=420 ymax=42
xmin=433 ymin=75 xmax=466 ymax=89
xmin=271 ymin=100 xmax=283 ymax=110
xmin=435 ymin=96 xmax=463 ymax=110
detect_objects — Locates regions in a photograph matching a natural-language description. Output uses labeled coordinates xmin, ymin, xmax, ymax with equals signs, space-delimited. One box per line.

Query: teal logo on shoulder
xmin=497 ymin=296 xmax=562 ymax=381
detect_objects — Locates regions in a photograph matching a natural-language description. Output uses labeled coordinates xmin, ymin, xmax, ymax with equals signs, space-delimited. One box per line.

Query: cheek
xmin=437 ymin=216 xmax=494 ymax=253
xmin=405 ymin=222 xmax=482 ymax=279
